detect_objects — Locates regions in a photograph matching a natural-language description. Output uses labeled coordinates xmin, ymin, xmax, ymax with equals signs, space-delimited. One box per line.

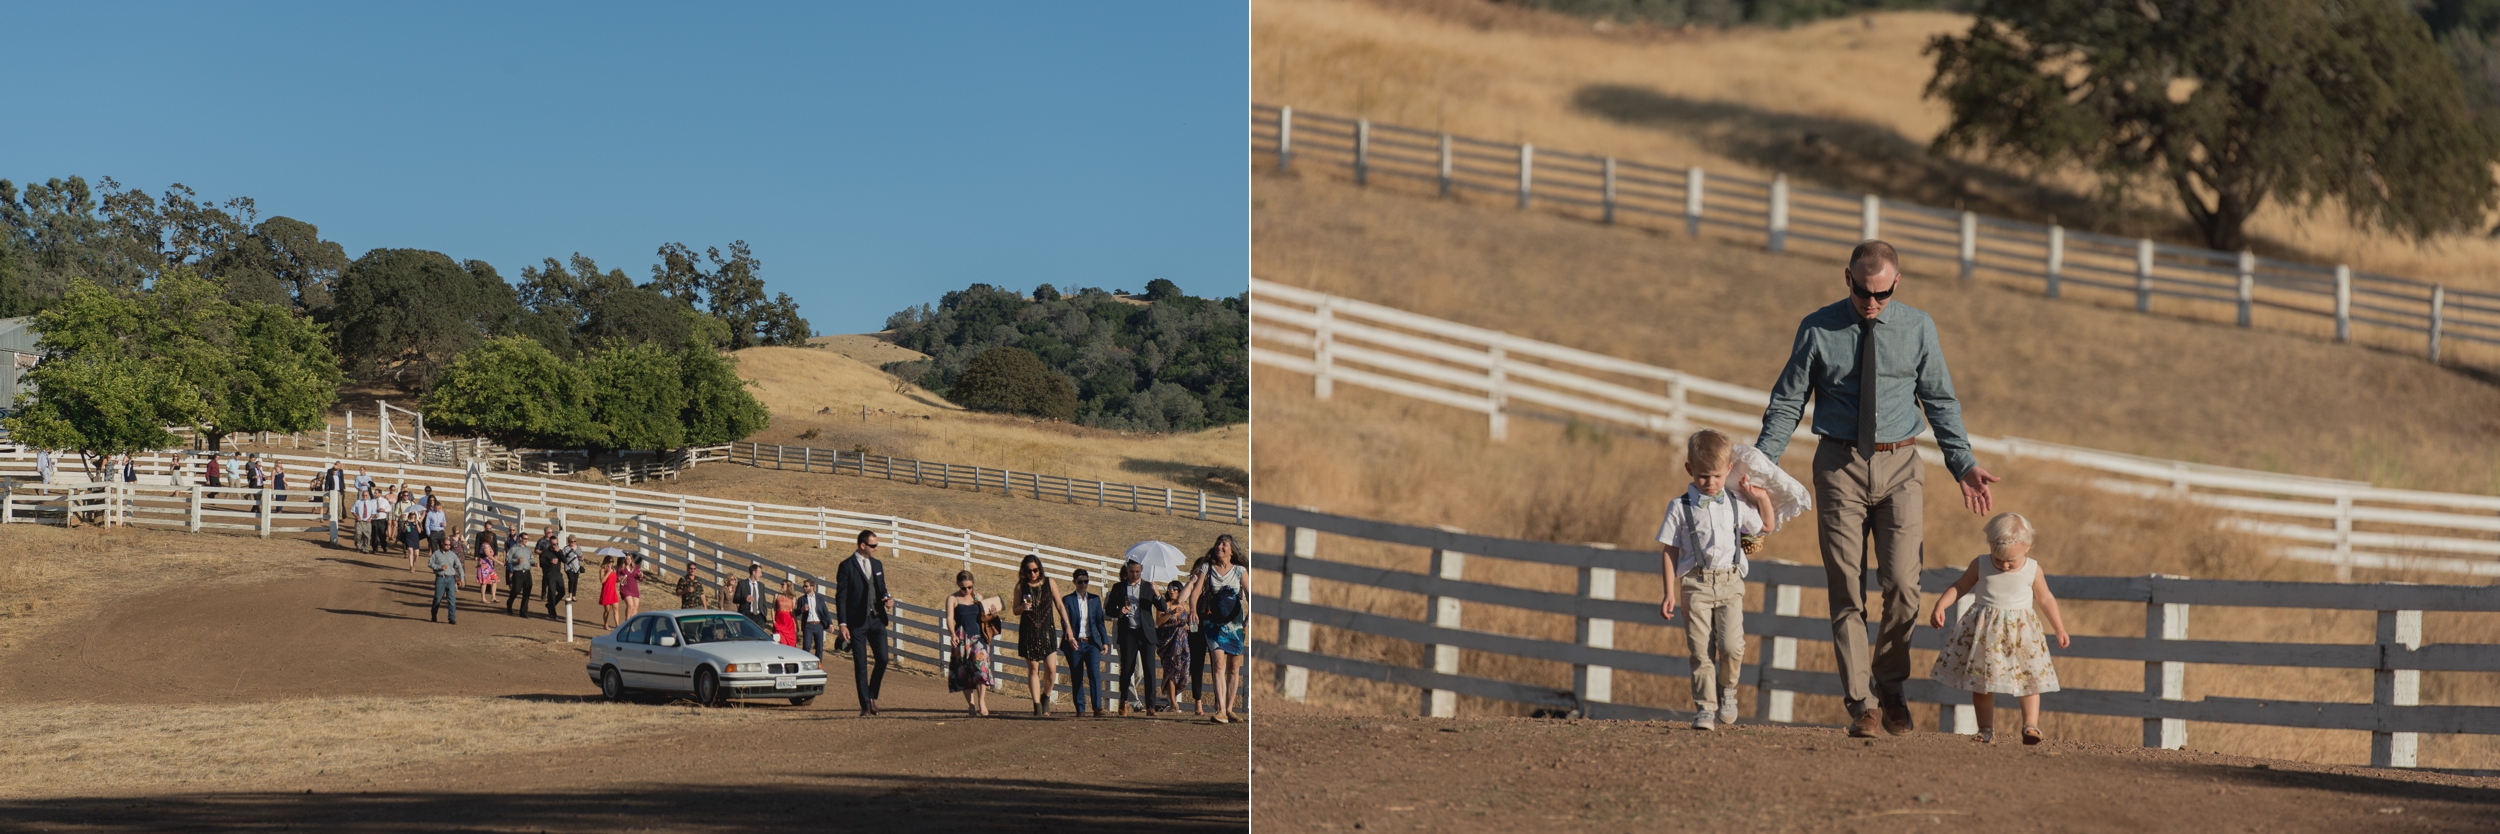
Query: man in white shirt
xmin=797 ymin=577 xmax=832 ymax=659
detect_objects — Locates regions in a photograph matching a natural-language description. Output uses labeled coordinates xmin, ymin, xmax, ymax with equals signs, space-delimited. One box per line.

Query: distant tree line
xmin=883 ymin=279 xmax=1245 ymax=432
xmin=0 ymin=175 xmax=806 ymax=453
xmin=1497 ymin=0 xmax=1975 ymax=28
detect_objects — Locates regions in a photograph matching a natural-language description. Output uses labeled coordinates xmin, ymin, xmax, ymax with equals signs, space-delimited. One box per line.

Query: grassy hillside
xmin=728 ymin=345 xmax=1245 ymax=496
xmin=1256 ymin=0 xmax=2500 ymax=291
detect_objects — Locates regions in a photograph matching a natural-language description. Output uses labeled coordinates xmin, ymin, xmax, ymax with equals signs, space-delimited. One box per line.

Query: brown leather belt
xmin=1822 ymin=436 xmax=1916 ymax=453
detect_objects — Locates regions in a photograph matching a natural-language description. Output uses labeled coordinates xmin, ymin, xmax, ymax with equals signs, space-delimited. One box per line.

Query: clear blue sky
xmin=3 ymin=2 xmax=1246 ymax=335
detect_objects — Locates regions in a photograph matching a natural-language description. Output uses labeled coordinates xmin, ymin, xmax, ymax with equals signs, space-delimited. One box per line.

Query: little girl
xmin=1928 ymin=512 xmax=2070 ymax=745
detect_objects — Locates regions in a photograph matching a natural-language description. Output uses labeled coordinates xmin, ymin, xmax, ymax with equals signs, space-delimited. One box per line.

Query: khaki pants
xmin=1680 ymin=568 xmax=1746 ymax=713
xmin=1812 ymin=440 xmax=1924 ymax=716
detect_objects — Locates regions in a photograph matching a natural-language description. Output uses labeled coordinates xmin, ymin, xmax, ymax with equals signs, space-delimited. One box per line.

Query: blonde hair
xmin=1684 ymin=429 xmax=1735 ymax=472
xmin=1984 ymin=512 xmax=2036 ymax=547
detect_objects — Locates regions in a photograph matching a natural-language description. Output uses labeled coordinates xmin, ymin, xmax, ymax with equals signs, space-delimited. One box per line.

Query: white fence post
xmin=1437 ymin=133 xmax=1453 ymax=198
xmin=1684 ymin=167 xmax=1705 ymax=237
xmin=1486 ymin=345 xmax=1508 ymax=441
xmin=1957 ymin=210 xmax=1977 ymax=282
xmin=1758 ymin=581 xmax=1802 ymax=723
xmin=1281 ymin=525 xmax=1317 ymax=702
xmin=2429 ymin=285 xmax=2446 ymax=364
xmin=1766 ymin=174 xmax=1788 ymax=253
xmin=1196 ymin=491 xmax=1207 ymax=521
xmin=2144 ymin=580 xmax=2187 ymax=750
xmin=1573 ymin=557 xmax=1617 ymax=715
xmin=2046 ymin=224 xmax=2065 ymax=299
xmin=1313 ymin=303 xmax=1335 ymax=400
xmin=1516 ymin=143 xmax=1534 ymax=210
xmin=1859 ymin=193 xmax=1880 ymax=241
xmin=2374 ymin=606 xmax=2423 ymax=768
xmin=1601 ymin=157 xmax=1617 ymax=224
xmin=188 ymin=486 xmax=202 ymax=532
xmin=2335 ymin=264 xmax=2353 ymax=344
xmin=2236 ymin=250 xmax=2256 ymax=327
xmin=1275 ymin=106 xmax=1293 ymax=172
xmin=1945 ymin=593 xmax=1977 ymax=733
xmin=1353 ymin=118 xmax=1370 ymax=186
xmin=1424 ymin=534 xmax=1466 ymax=718
xmin=2334 ymin=494 xmax=2355 ymax=582
xmin=2136 ymin=238 xmax=2156 ymax=313
xmin=258 ymin=488 xmax=273 ymax=538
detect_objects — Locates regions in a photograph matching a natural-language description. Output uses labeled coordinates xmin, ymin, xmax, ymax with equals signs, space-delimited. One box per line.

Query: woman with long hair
xmin=773 ymin=581 xmax=799 ymax=647
xmin=597 ymin=556 xmax=621 ymax=629
xmin=1011 ymin=553 xmax=1072 ymax=717
xmin=1201 ymin=533 xmax=1248 ymax=724
xmin=944 ymin=570 xmax=993 ymax=716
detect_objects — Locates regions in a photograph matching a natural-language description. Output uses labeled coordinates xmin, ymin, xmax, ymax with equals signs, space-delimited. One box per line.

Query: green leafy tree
xmin=650 ymin=241 xmax=812 ymax=348
xmin=5 ymin=354 xmax=192 ymax=475
xmin=678 ymin=347 xmax=770 ymax=446
xmin=330 ymin=249 xmax=519 ymax=389
xmin=421 ymin=335 xmax=601 ymax=450
xmin=888 ymin=283 xmax=1245 ymax=431
xmin=583 ymin=341 xmax=687 ymax=450
xmin=580 ymin=286 xmax=694 ymax=349
xmin=1925 ymin=0 xmax=2500 ymax=251
xmin=949 ymin=346 xmax=1078 ymax=422
xmin=204 ymin=216 xmax=347 ymax=313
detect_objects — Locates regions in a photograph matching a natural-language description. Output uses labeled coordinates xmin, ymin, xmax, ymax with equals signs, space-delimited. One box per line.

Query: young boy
xmin=1658 ymin=428 xmax=1769 ymax=731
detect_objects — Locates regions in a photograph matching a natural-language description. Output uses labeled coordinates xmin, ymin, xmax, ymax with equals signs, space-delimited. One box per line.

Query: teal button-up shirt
xmin=1755 ymin=300 xmax=1977 ymax=480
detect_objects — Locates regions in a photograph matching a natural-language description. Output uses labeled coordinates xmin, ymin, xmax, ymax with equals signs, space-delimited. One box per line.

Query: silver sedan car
xmin=586 ymin=609 xmax=829 ymax=706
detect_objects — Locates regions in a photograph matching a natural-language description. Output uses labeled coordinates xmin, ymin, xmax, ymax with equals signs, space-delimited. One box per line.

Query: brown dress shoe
xmin=1847 ymin=708 xmax=1882 ymax=738
xmin=1881 ymin=697 xmax=1913 ymax=736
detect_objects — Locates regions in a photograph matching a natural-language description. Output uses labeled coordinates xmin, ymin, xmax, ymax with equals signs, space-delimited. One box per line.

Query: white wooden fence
xmin=1251 ymin=278 xmax=2500 ymax=579
xmin=1258 ymin=504 xmax=2500 ymax=769
xmin=1254 ymin=104 xmax=2500 ymax=368
xmin=725 ymin=441 xmax=1248 ymax=526
xmin=0 ymin=448 xmax=1132 ymax=581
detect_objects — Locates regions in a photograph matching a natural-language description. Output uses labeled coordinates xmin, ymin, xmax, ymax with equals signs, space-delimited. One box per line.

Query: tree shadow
xmin=1116 ymin=460 xmax=1246 ymax=497
xmin=1567 ymin=83 xmax=2237 ymax=247
xmin=315 ymin=557 xmax=393 ymax=571
xmin=0 ymin=775 xmax=1246 ymax=832
xmin=2194 ymin=761 xmax=2500 ymax=824
xmin=315 ymin=607 xmax=425 ymax=622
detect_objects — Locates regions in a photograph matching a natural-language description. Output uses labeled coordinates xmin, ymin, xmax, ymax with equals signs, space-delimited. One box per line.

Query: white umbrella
xmin=596 ymin=547 xmax=628 ymax=559
xmin=1123 ymin=540 xmax=1188 ymax=584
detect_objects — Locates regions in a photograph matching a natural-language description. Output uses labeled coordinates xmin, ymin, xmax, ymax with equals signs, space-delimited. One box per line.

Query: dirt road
xmin=1251 ymin=708 xmax=2500 ymax=832
xmin=0 ymin=533 xmax=1247 ymax=832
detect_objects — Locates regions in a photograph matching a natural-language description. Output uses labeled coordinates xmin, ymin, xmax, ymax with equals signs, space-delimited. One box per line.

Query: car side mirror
xmin=658 ymin=636 xmax=677 ymax=647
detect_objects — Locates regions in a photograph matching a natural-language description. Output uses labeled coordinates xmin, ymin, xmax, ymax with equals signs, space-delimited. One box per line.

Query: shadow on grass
xmin=2195 ymin=761 xmax=2500 ymax=824
xmin=1116 ymin=460 xmax=1247 ymax=497
xmin=315 ymin=607 xmax=426 ymax=622
xmin=0 ymin=774 xmax=1247 ymax=832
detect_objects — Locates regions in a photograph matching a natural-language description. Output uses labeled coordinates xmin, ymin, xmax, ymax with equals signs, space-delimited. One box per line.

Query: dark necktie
xmin=1857 ymin=315 xmax=1879 ymax=456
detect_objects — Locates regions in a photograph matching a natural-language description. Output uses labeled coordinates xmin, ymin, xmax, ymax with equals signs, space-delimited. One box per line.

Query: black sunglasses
xmin=1847 ymin=278 xmax=1895 ymax=301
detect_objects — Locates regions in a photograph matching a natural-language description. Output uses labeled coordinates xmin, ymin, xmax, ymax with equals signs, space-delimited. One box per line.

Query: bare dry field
xmin=1256 ymin=0 xmax=2500 ymax=291
xmin=1247 ymin=166 xmax=2500 ymax=768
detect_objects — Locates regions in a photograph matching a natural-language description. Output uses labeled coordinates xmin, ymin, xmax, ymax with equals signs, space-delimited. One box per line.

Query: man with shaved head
xmin=1757 ymin=239 xmax=2000 ymax=739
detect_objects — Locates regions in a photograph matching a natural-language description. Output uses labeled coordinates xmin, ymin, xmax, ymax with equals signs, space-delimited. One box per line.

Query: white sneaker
xmin=1692 ymin=710 xmax=1717 ymax=731
xmin=1718 ymin=688 xmax=1741 ymax=726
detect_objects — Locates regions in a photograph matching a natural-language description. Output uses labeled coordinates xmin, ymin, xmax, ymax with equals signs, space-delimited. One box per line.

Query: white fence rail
xmin=724 ymin=441 xmax=1247 ymax=526
xmin=1257 ymin=504 xmax=2500 ymax=769
xmin=0 ymin=448 xmax=1131 ymax=580
xmin=1251 ymin=278 xmax=2500 ymax=579
xmin=1254 ymin=104 xmax=2500 ymax=368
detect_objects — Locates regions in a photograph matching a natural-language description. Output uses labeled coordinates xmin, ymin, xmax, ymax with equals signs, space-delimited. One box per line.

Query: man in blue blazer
xmin=1062 ymin=567 xmax=1110 ymax=718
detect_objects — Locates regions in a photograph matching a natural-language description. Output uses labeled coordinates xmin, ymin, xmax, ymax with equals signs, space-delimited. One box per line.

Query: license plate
xmin=774 ymin=676 xmax=796 ymax=690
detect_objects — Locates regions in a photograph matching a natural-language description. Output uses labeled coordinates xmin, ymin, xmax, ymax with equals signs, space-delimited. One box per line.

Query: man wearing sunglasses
xmin=1757 ymin=239 xmax=2001 ymax=741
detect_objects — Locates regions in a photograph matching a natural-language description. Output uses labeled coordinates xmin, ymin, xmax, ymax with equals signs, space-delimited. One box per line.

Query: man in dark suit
xmin=834 ymin=530 xmax=894 ymax=717
xmin=797 ymin=577 xmax=833 ymax=659
xmin=730 ymin=563 xmax=770 ymax=629
xmin=1061 ymin=567 xmax=1109 ymax=718
xmin=1104 ymin=559 xmax=1165 ymax=717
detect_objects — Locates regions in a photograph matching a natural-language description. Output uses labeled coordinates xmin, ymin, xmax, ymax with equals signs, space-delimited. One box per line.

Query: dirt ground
xmin=1250 ymin=704 xmax=2500 ymax=832
xmin=0 ymin=525 xmax=1247 ymax=832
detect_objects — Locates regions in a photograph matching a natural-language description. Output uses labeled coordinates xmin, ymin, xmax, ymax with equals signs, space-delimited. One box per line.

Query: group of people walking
xmin=952 ymin=534 xmax=1248 ymax=723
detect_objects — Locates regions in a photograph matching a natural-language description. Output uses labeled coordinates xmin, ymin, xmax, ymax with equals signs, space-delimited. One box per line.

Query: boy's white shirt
xmin=1657 ymin=484 xmax=1764 ymax=580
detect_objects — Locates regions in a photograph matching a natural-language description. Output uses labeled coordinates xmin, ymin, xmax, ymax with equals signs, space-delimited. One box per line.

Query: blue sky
xmin=3 ymin=2 xmax=1246 ymax=335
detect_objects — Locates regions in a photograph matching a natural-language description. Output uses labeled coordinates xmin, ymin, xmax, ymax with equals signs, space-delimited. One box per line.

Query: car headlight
xmin=801 ymin=661 xmax=820 ymax=672
xmin=725 ymin=663 xmax=753 ymax=673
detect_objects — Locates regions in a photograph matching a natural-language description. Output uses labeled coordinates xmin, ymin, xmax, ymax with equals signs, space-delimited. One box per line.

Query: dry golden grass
xmin=731 ymin=345 xmax=1246 ymax=496
xmin=0 ymin=523 xmax=299 ymax=651
xmin=0 ymin=697 xmax=755 ymax=796
xmin=1257 ymin=0 xmax=2500 ymax=291
xmin=1252 ymin=368 xmax=2500 ymax=768
xmin=806 ymin=331 xmax=932 ymax=367
xmin=1254 ymin=172 xmax=2500 ymax=495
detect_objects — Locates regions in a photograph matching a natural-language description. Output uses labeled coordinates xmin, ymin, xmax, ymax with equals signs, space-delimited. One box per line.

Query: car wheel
xmin=789 ymin=696 xmax=815 ymax=706
xmin=694 ymin=668 xmax=721 ymax=706
xmin=600 ymin=666 xmax=623 ymax=702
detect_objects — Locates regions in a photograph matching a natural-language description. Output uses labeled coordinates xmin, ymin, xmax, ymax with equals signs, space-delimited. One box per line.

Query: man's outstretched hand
xmin=1959 ymin=466 xmax=2001 ymax=515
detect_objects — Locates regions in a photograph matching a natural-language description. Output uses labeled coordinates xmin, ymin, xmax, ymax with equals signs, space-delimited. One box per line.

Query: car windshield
xmin=676 ymin=613 xmax=772 ymax=645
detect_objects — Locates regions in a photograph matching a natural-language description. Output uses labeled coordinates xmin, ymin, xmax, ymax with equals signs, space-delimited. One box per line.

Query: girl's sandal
xmin=1974 ymin=728 xmax=1995 ymax=744
xmin=2021 ymin=725 xmax=2044 ymax=746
